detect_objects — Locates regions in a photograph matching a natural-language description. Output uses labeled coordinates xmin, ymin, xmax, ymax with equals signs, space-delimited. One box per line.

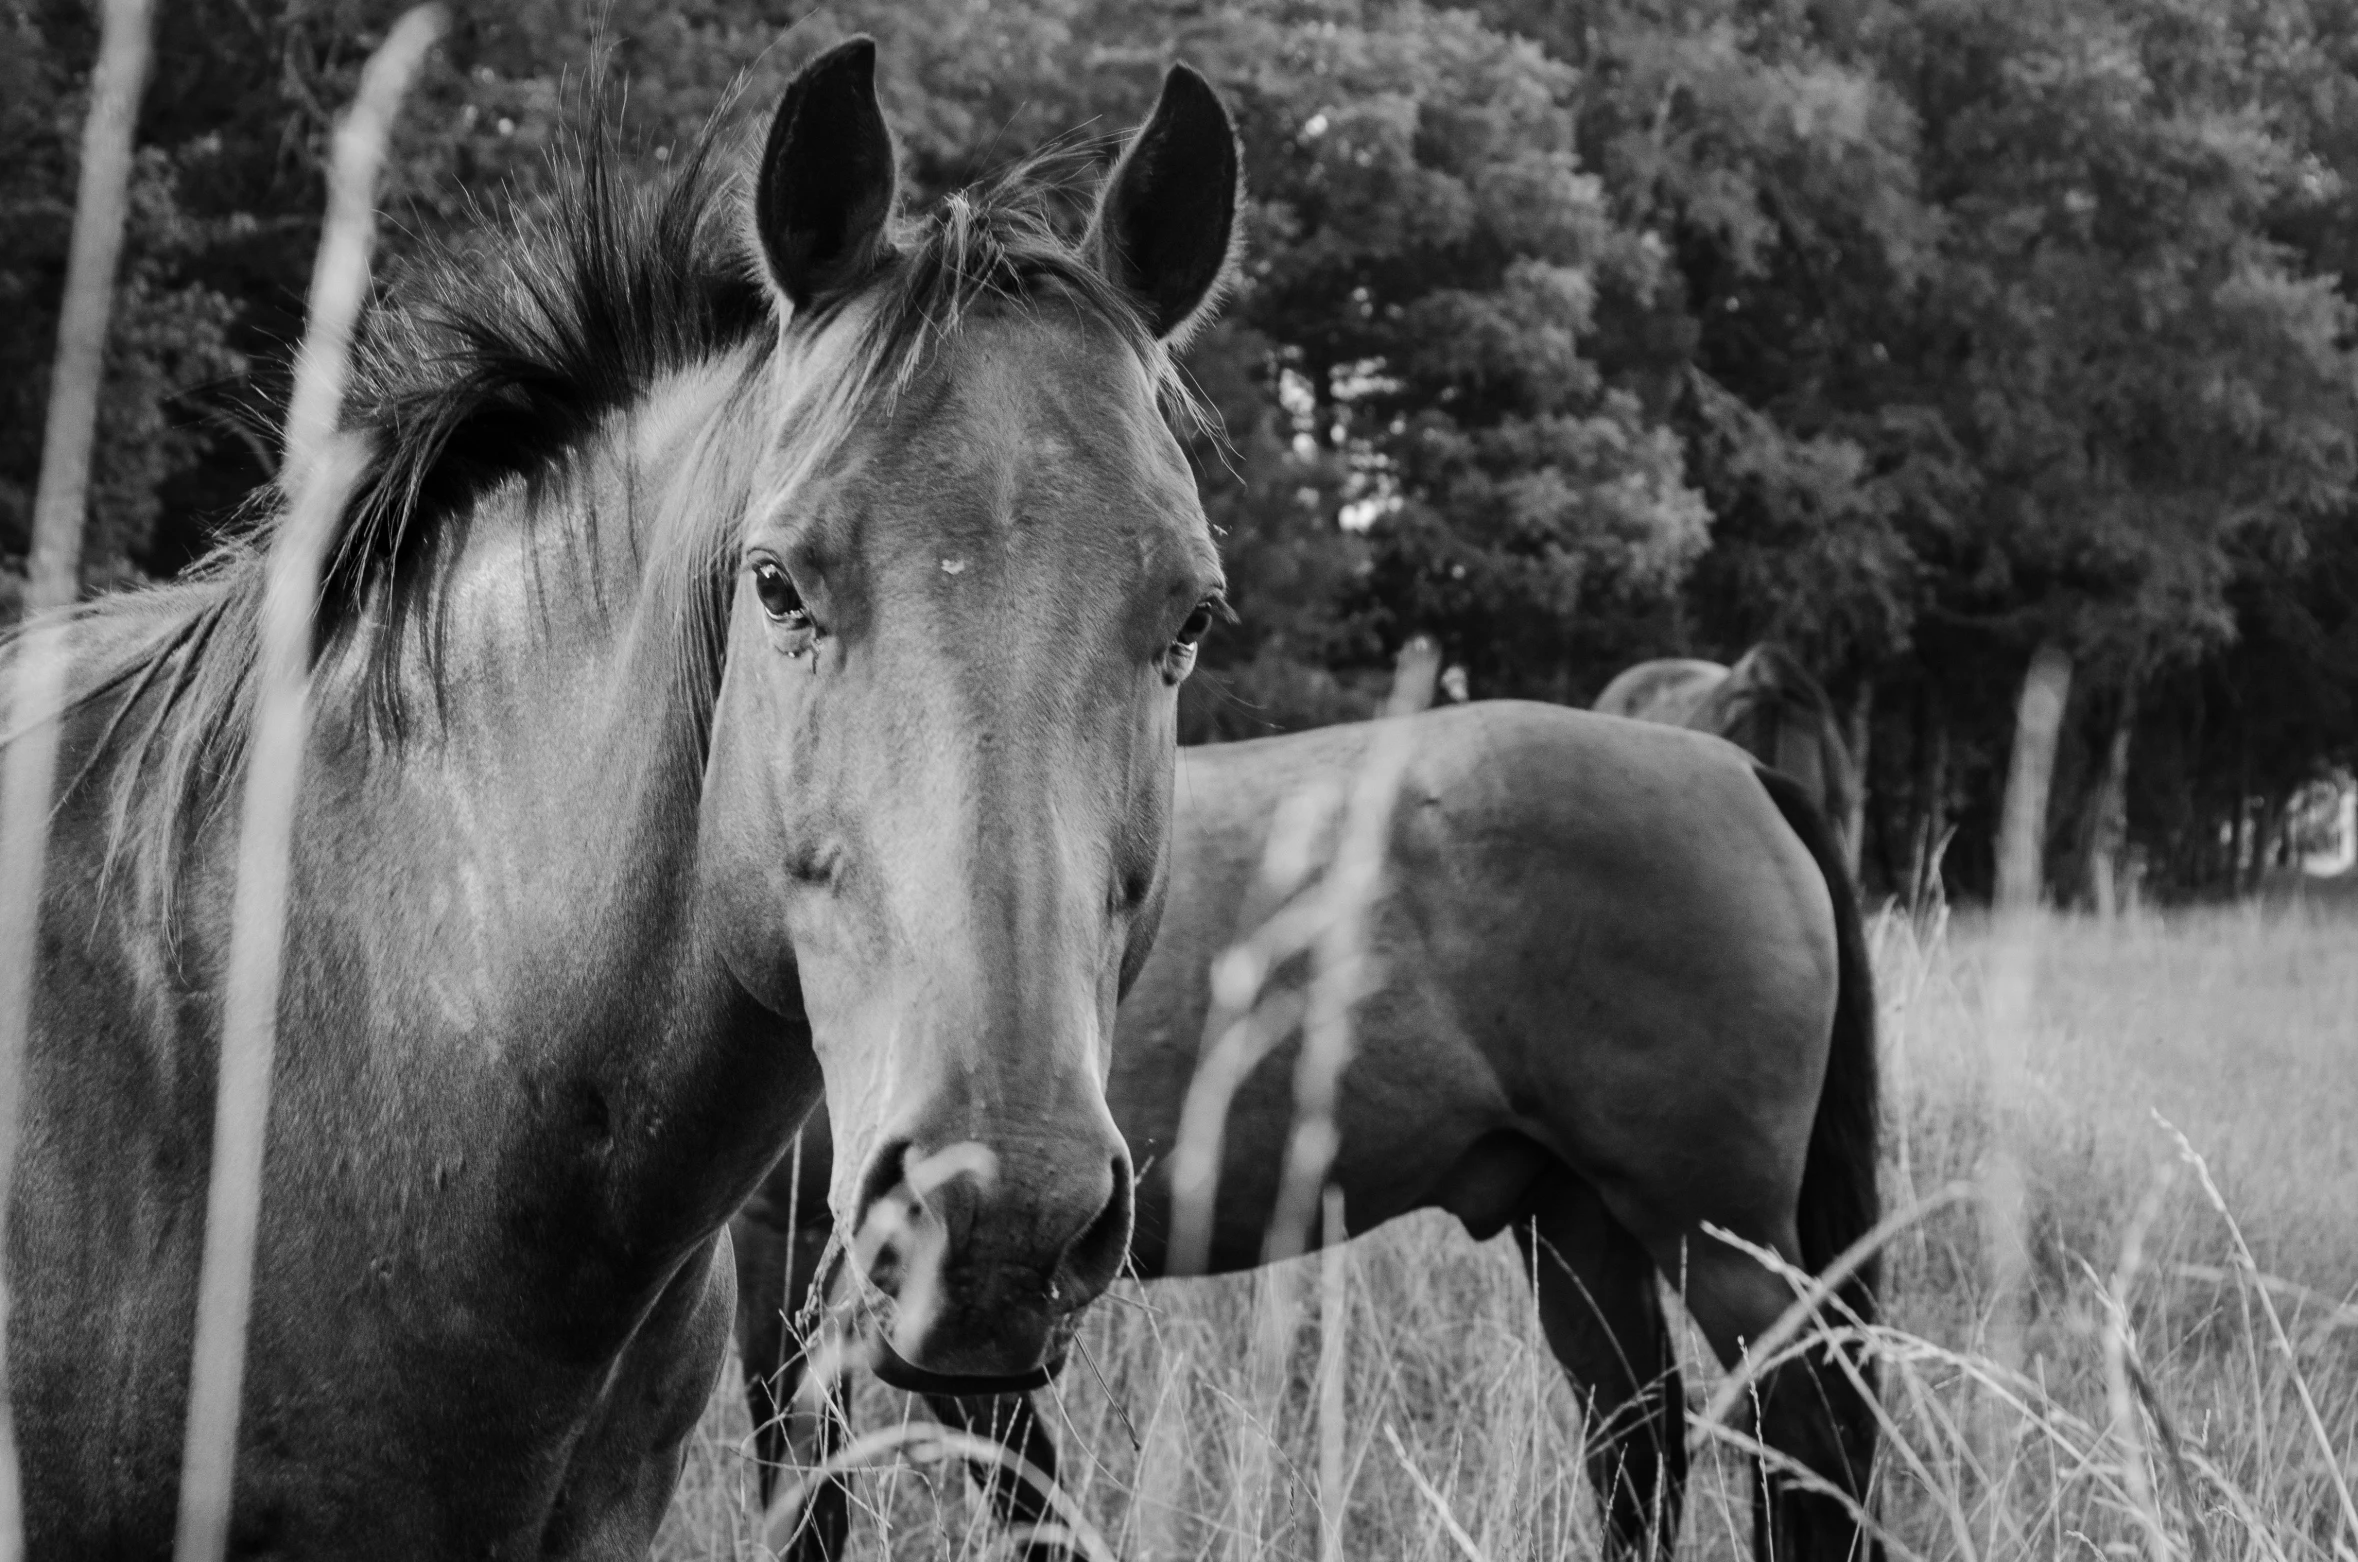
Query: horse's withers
xmin=697 ymin=44 xmax=1237 ymax=1386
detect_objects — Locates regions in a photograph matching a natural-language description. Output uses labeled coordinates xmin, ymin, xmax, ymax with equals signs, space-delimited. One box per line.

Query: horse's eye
xmin=1174 ymin=597 xmax=1220 ymax=650
xmin=752 ymin=560 xmax=809 ymax=627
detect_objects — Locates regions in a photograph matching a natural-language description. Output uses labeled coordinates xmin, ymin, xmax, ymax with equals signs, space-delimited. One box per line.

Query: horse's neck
xmin=282 ymin=353 xmax=812 ymax=1286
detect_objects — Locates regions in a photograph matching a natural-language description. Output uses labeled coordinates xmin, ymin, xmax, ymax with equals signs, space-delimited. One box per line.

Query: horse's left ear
xmin=1087 ymin=64 xmax=1242 ymax=346
xmin=756 ymin=36 xmax=899 ymax=314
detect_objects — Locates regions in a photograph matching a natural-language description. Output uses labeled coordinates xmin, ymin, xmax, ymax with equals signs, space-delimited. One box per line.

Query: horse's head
xmin=700 ymin=40 xmax=1236 ymax=1386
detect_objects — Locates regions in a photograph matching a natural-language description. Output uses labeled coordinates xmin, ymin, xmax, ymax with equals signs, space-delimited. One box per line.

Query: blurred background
xmin=7 ymin=0 xmax=2357 ymax=908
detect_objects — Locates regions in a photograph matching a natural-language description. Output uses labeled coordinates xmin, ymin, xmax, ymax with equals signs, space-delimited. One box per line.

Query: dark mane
xmin=5 ymin=107 xmax=1186 ymax=940
xmin=332 ymin=122 xmax=773 ymax=615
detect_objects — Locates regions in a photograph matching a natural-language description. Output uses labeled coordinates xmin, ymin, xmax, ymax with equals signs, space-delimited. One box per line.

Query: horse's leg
xmin=731 ymin=1215 xmax=838 ymax=1477
xmin=1670 ymin=1226 xmax=1879 ymax=1562
xmin=1676 ymin=761 xmax=1881 ymax=1562
xmin=729 ymin=1203 xmax=849 ymax=1558
xmin=1512 ymin=1169 xmax=1685 ymax=1562
xmin=730 ymin=1210 xmax=795 ymax=1499
xmin=766 ymin=1382 xmax=852 ymax=1562
xmin=922 ymin=1391 xmax=1067 ymax=1557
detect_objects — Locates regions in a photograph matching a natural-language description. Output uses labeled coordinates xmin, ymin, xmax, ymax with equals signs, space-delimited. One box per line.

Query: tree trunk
xmin=2085 ymin=670 xmax=2139 ymax=919
xmin=1843 ymin=678 xmax=1872 ymax=882
xmin=1995 ymin=641 xmax=2074 ymax=913
xmin=1909 ymin=681 xmax=1951 ymax=911
xmin=2234 ymin=732 xmax=2254 ymax=896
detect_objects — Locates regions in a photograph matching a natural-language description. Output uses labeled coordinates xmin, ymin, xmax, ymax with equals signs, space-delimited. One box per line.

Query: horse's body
xmin=738 ymin=700 xmax=1881 ymax=1561
xmin=1593 ymin=644 xmax=1859 ymax=867
xmin=6 ymin=43 xmax=1243 ymax=1553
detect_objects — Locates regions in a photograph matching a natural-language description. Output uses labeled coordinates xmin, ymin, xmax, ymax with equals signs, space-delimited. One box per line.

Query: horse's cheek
xmin=698 ymin=693 xmax=803 ymax=1017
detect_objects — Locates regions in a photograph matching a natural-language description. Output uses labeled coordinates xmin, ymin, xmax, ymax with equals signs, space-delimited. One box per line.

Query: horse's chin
xmin=868 ymin=1332 xmax=1057 ymax=1397
xmin=865 ymin=1299 xmax=1081 ymax=1398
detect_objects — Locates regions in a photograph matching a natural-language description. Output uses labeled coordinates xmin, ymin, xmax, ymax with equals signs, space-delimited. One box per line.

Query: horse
xmin=0 ymin=40 xmax=1242 ymax=1553
xmin=1593 ymin=643 xmax=1860 ymax=869
xmin=735 ymin=700 xmax=1882 ymax=1562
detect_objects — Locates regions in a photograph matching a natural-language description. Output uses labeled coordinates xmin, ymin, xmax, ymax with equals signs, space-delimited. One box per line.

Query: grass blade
xmin=0 ymin=0 xmax=155 ymax=1550
xmin=169 ymin=14 xmax=445 ymax=1560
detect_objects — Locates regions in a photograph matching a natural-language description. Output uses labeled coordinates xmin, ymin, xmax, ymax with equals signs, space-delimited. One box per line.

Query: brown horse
xmin=737 ymin=701 xmax=1881 ymax=1561
xmin=1 ymin=42 xmax=1240 ymax=1553
xmin=1594 ymin=644 xmax=1860 ymax=869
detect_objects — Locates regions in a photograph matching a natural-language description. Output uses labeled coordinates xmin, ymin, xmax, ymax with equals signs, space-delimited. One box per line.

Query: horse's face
xmin=700 ymin=41 xmax=1237 ymax=1387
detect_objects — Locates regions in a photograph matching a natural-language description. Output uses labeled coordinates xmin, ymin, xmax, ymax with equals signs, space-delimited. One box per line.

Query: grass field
xmin=656 ymin=902 xmax=2358 ymax=1561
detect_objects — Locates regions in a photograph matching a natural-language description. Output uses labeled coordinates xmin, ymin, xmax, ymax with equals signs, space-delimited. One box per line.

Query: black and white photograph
xmin=2 ymin=1 xmax=2353 ymax=1556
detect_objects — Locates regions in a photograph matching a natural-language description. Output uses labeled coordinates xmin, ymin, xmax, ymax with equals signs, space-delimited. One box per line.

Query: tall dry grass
xmin=0 ymin=12 xmax=439 ymax=1553
xmin=658 ymin=901 xmax=2358 ymax=1561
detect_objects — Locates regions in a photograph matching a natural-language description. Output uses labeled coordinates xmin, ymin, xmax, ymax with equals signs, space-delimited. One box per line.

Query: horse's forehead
xmin=974 ymin=321 xmax=1167 ymax=454
xmin=858 ymin=318 xmax=1200 ymax=551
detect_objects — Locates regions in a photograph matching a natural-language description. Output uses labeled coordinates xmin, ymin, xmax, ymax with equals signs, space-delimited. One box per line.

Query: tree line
xmin=7 ymin=0 xmax=2356 ymax=904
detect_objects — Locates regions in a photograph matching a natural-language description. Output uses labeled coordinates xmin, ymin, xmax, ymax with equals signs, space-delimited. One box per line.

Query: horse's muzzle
xmin=849 ymin=1131 xmax=1132 ymax=1389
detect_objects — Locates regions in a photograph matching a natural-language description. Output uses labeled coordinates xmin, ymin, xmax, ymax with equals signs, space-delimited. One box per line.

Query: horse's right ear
xmin=756 ymin=37 xmax=898 ymax=314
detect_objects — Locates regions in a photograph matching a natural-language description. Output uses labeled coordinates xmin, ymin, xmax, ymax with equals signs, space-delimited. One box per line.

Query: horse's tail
xmin=1732 ymin=644 xmax=1861 ymax=875
xmin=1755 ymin=763 xmax=1880 ymax=1327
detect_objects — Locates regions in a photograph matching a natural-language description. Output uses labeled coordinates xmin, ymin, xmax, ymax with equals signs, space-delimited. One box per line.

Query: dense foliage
xmin=8 ymin=0 xmax=2357 ymax=901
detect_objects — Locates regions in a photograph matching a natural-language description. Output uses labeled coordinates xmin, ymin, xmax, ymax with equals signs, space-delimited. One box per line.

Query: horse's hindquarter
xmin=1115 ymin=703 xmax=1840 ymax=1275
xmin=1113 ymin=720 xmax=1517 ymax=1270
xmin=1452 ymin=704 xmax=1840 ymax=1242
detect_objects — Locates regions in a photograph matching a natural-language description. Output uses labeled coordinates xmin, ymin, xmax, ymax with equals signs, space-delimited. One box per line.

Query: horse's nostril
xmin=1109 ymin=1150 xmax=1134 ymax=1219
xmin=851 ymin=1138 xmax=915 ymax=1286
xmin=1055 ymin=1152 xmax=1134 ymax=1309
xmin=854 ymin=1139 xmax=912 ymax=1221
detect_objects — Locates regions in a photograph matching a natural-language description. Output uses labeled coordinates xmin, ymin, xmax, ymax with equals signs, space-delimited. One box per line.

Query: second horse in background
xmin=738 ymin=700 xmax=1882 ymax=1562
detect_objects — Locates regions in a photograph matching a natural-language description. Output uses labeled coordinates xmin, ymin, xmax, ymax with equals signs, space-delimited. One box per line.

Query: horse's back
xmin=1599 ymin=648 xmax=1857 ymax=869
xmin=1590 ymin=658 xmax=1729 ymax=725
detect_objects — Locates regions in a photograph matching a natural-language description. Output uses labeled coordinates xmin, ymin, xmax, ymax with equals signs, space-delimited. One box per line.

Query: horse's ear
xmin=756 ymin=37 xmax=898 ymax=314
xmin=1087 ymin=64 xmax=1242 ymax=346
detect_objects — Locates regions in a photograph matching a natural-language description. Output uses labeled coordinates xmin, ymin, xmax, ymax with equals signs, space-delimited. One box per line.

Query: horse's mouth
xmin=862 ymin=1298 xmax=1078 ymax=1398
xmin=869 ymin=1335 xmax=1057 ymax=1397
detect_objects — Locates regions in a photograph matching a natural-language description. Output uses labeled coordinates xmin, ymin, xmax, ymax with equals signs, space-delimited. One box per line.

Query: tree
xmin=17 ymin=0 xmax=2358 ymax=902
xmin=2 ymin=4 xmax=240 ymax=603
xmin=1890 ymin=0 xmax=2358 ymax=903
